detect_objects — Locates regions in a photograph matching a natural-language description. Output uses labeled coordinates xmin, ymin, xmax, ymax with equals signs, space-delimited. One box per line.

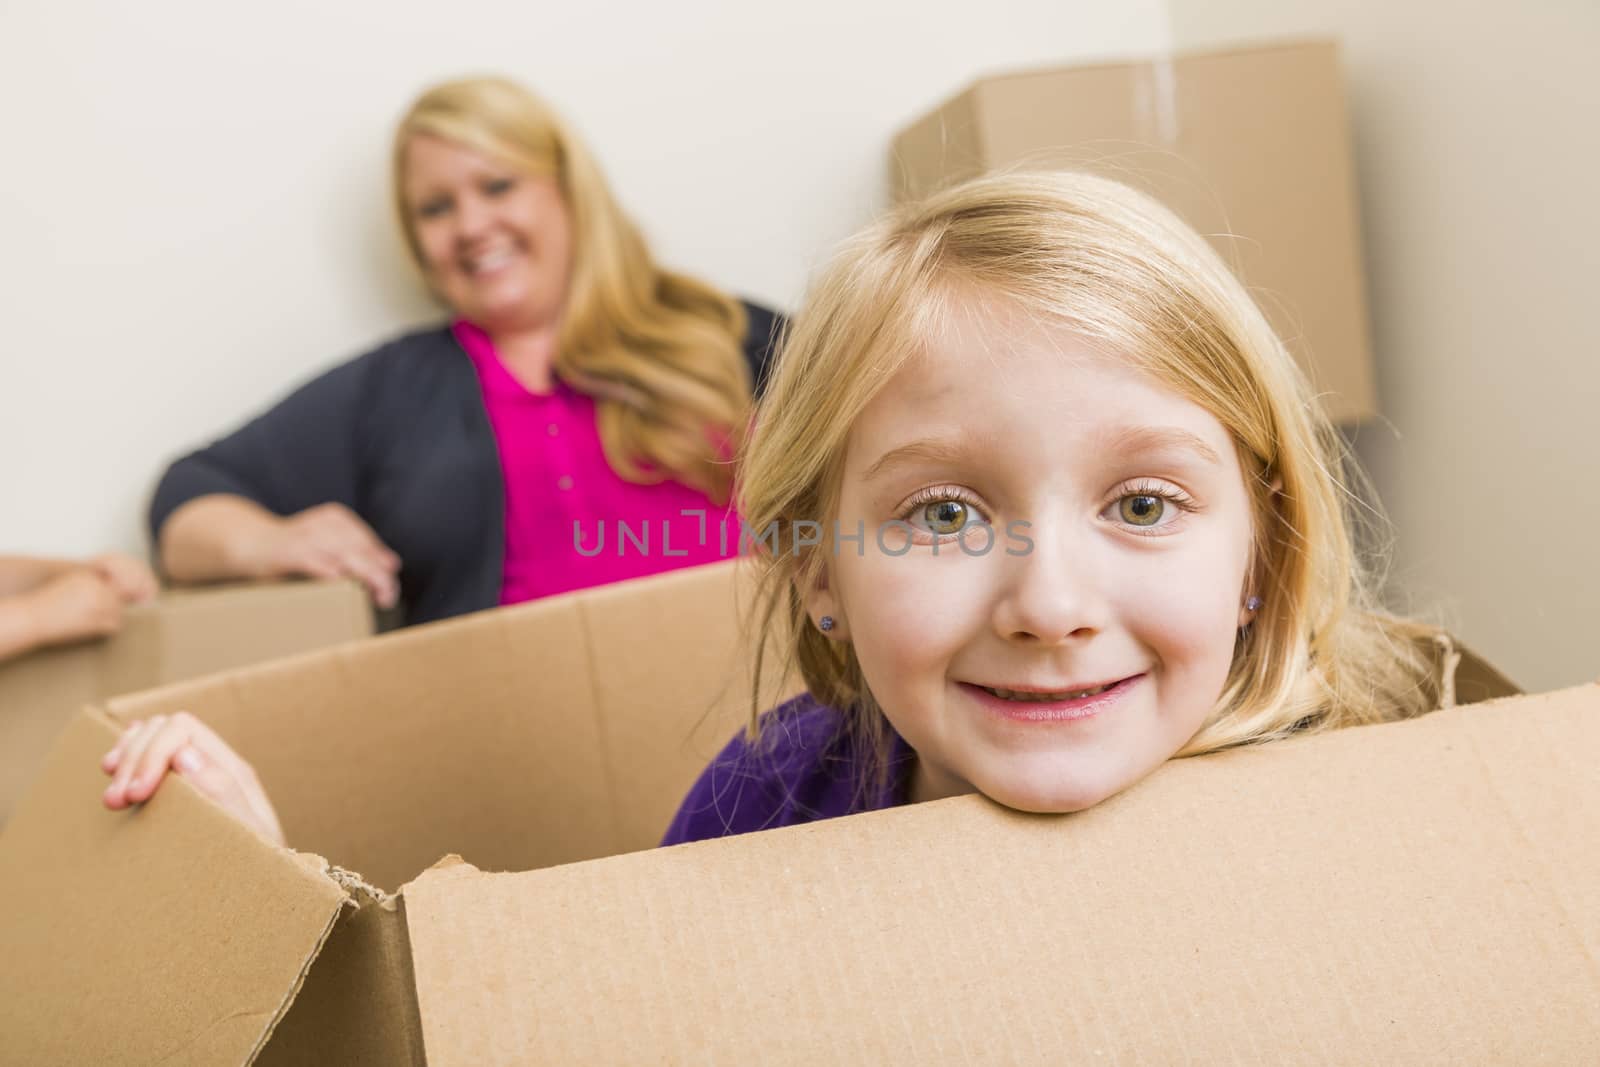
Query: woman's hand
xmin=88 ymin=552 xmax=159 ymax=604
xmin=100 ymin=712 xmax=286 ymax=847
xmin=255 ymin=503 xmax=401 ymax=609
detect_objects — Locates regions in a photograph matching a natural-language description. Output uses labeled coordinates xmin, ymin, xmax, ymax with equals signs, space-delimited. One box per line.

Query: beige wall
xmin=0 ymin=0 xmax=1167 ymax=561
xmin=1168 ymin=2 xmax=1600 ymax=690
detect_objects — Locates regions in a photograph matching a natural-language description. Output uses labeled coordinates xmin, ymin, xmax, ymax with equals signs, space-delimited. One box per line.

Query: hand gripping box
xmin=4 ymin=559 xmax=1593 ymax=1065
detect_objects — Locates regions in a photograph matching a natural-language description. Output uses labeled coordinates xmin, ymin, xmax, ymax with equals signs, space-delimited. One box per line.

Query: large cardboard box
xmin=892 ymin=38 xmax=1377 ymax=423
xmin=0 ymin=580 xmax=373 ymax=821
xmin=3 ymin=560 xmax=1588 ymax=1064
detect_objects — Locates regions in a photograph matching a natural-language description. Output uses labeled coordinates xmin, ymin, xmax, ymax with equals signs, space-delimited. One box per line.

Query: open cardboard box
xmin=3 ymin=559 xmax=1593 ymax=1064
xmin=0 ymin=579 xmax=373 ymax=822
xmin=891 ymin=37 xmax=1377 ymax=423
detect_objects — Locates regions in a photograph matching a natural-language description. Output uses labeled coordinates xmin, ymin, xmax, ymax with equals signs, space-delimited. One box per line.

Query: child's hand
xmin=24 ymin=569 xmax=125 ymax=646
xmin=88 ymin=552 xmax=159 ymax=604
xmin=100 ymin=713 xmax=285 ymax=847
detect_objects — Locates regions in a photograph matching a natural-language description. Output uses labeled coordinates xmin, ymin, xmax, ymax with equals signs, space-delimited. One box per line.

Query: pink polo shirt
xmin=454 ymin=321 xmax=743 ymax=605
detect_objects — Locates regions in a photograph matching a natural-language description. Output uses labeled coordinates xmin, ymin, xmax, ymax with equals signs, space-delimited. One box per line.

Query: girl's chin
xmin=971 ymin=772 xmax=1127 ymax=815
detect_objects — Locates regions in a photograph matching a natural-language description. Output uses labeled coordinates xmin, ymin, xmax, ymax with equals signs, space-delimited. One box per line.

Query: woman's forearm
xmin=0 ymin=594 xmax=46 ymax=661
xmin=157 ymin=495 xmax=283 ymax=583
xmin=0 ymin=556 xmax=81 ymax=599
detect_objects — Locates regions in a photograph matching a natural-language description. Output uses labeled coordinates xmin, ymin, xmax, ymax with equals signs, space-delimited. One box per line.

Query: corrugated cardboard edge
xmin=0 ymin=708 xmax=353 ymax=1066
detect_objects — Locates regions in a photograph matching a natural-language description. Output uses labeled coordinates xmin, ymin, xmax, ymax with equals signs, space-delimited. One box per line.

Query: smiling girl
xmin=659 ymin=170 xmax=1443 ymax=842
xmin=102 ymin=172 xmax=1446 ymax=847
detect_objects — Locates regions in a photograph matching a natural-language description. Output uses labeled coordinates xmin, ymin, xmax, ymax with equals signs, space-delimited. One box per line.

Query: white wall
xmin=1166 ymin=1 xmax=1600 ymax=691
xmin=0 ymin=0 xmax=1168 ymax=558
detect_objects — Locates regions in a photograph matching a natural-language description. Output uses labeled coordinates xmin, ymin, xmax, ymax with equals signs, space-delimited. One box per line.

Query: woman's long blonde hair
xmin=741 ymin=170 xmax=1444 ymax=766
xmin=394 ymin=76 xmax=751 ymax=502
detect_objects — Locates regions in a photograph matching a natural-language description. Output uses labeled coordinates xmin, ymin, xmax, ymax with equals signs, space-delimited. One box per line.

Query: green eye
xmin=1119 ymin=494 xmax=1165 ymax=526
xmin=921 ymin=500 xmax=971 ymax=535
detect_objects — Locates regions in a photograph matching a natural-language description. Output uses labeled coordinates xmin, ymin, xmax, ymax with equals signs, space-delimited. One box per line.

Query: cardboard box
xmin=891 ymin=38 xmax=1377 ymax=423
xmin=3 ymin=559 xmax=1581 ymax=1065
xmin=0 ymin=580 xmax=373 ymax=822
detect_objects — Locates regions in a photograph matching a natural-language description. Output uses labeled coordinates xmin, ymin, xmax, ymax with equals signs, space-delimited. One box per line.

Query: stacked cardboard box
xmin=892 ymin=38 xmax=1377 ymax=423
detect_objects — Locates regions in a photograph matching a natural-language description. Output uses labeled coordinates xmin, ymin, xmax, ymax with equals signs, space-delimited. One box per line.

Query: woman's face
xmin=402 ymin=134 xmax=574 ymax=334
xmin=810 ymin=298 xmax=1260 ymax=814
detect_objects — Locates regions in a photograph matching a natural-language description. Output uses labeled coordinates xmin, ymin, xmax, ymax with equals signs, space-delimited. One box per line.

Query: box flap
xmin=256 ymin=890 xmax=425 ymax=1066
xmin=0 ymin=710 xmax=349 ymax=1066
xmin=398 ymin=686 xmax=1599 ymax=1062
xmin=105 ymin=592 xmax=610 ymax=891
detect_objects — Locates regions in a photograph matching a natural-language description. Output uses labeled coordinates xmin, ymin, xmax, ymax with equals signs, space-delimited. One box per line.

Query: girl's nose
xmin=989 ymin=526 xmax=1109 ymax=646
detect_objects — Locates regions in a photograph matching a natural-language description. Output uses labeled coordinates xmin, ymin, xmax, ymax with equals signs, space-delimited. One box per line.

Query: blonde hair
xmin=742 ymin=170 xmax=1442 ymax=769
xmin=394 ymin=76 xmax=751 ymax=502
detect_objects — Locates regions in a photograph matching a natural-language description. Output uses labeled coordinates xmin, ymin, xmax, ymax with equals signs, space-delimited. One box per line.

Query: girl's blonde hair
xmin=394 ymin=76 xmax=751 ymax=502
xmin=742 ymin=170 xmax=1442 ymax=765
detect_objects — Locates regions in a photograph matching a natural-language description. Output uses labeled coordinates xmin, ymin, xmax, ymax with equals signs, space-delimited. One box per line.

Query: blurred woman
xmin=150 ymin=76 xmax=782 ymax=625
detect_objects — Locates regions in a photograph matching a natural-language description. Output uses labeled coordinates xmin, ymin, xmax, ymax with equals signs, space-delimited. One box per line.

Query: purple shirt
xmin=660 ymin=694 xmax=917 ymax=846
xmin=454 ymin=320 xmax=743 ymax=605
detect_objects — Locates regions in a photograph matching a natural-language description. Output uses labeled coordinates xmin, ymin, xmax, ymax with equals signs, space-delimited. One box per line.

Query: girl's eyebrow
xmin=1102 ymin=425 xmax=1223 ymax=466
xmin=862 ymin=436 xmax=976 ymax=482
xmin=862 ymin=426 xmax=1223 ymax=482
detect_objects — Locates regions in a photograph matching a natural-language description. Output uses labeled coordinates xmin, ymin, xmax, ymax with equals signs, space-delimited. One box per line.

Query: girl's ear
xmin=802 ymin=562 xmax=849 ymax=641
xmin=1239 ymin=475 xmax=1284 ymax=628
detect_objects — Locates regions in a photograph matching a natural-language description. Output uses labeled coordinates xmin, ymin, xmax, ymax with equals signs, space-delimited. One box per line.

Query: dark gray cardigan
xmin=149 ymin=302 xmax=784 ymax=626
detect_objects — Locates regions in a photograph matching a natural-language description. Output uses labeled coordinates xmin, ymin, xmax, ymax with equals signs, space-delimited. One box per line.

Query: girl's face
xmin=402 ymin=134 xmax=574 ymax=334
xmin=811 ymin=300 xmax=1259 ymax=813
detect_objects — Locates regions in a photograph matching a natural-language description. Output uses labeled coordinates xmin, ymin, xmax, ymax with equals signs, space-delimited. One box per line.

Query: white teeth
xmin=465 ymin=247 xmax=514 ymax=274
xmin=983 ymin=682 xmax=1114 ymax=702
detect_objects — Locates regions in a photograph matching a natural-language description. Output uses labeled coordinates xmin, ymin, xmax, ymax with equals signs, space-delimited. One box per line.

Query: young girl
xmin=101 ymin=172 xmax=1444 ymax=847
xmin=658 ymin=169 xmax=1444 ymax=844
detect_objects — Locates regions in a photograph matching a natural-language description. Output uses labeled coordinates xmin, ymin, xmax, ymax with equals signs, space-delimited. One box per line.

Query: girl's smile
xmin=958 ymin=673 xmax=1146 ymax=723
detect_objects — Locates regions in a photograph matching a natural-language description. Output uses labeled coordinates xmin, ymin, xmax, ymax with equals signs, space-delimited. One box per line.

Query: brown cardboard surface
xmin=891 ymin=38 xmax=1377 ymax=423
xmin=0 ymin=579 xmax=373 ymax=821
xmin=399 ymin=685 xmax=1599 ymax=1064
xmin=0 ymin=711 xmax=348 ymax=1066
xmin=0 ymin=558 xmax=1575 ymax=1063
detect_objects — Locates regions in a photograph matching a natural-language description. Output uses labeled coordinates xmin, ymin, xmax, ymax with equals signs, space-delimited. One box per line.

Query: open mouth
xmin=960 ymin=675 xmax=1141 ymax=723
xmin=977 ymin=681 xmax=1119 ymax=703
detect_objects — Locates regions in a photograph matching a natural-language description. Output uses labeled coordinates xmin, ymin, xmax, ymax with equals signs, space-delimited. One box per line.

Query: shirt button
xmin=557 ymin=475 xmax=574 ymax=491
xmin=547 ymin=423 xmax=560 ymax=436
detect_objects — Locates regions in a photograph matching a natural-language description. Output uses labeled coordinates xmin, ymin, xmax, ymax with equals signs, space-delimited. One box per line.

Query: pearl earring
xmin=1245 ymin=596 xmax=1263 ymax=613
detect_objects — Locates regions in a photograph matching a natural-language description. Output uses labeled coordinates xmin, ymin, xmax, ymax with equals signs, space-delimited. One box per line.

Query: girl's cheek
xmin=843 ymin=547 xmax=995 ymax=661
xmin=1121 ymin=547 xmax=1247 ymax=662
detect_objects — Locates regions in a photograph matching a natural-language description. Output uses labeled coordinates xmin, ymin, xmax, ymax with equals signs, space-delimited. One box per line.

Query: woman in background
xmin=151 ymin=76 xmax=782 ymax=626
